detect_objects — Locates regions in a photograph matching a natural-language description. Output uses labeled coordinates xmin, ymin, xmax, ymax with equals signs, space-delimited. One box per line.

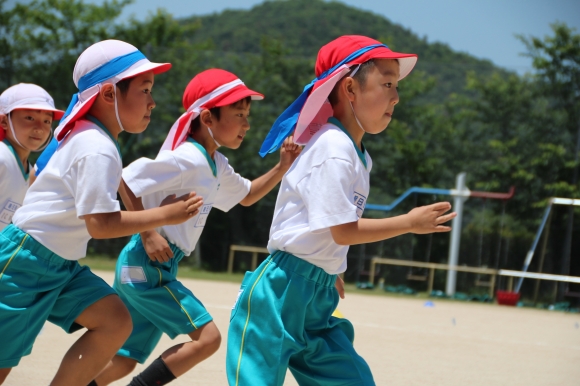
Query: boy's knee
xmin=94 ymin=296 xmax=133 ymax=338
xmin=203 ymin=324 xmax=222 ymax=354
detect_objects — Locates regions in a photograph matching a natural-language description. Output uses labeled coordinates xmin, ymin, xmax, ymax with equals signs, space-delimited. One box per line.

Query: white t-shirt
xmin=13 ymin=119 xmax=122 ymax=260
xmin=0 ymin=141 xmax=30 ymax=231
xmin=123 ymin=139 xmax=251 ymax=256
xmin=267 ymin=119 xmax=372 ymax=274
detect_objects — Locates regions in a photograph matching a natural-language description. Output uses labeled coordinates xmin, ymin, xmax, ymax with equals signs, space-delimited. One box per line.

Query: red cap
xmin=160 ymin=69 xmax=263 ymax=152
xmin=182 ymin=69 xmax=263 ymax=111
xmin=315 ymin=35 xmax=417 ymax=83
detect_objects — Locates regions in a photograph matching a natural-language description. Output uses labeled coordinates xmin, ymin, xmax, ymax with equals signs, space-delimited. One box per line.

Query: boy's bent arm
xmin=330 ymin=202 xmax=456 ymax=245
xmin=84 ymin=192 xmax=202 ymax=239
xmin=117 ymin=178 xmax=176 ymax=262
xmin=239 ymin=163 xmax=285 ymax=206
xmin=240 ymin=136 xmax=301 ymax=206
xmin=118 ymin=178 xmax=145 ymax=212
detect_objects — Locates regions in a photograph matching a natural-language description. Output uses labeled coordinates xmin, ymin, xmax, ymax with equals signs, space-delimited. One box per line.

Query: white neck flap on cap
xmin=159 ymin=79 xmax=244 ymax=153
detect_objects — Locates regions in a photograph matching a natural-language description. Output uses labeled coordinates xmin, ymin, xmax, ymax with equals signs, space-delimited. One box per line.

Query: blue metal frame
xmin=365 ymin=187 xmax=451 ymax=212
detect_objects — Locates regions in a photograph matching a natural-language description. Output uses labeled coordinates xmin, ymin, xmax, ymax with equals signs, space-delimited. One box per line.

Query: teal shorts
xmin=0 ymin=224 xmax=116 ymax=368
xmin=114 ymin=234 xmax=213 ymax=363
xmin=226 ymin=251 xmax=375 ymax=386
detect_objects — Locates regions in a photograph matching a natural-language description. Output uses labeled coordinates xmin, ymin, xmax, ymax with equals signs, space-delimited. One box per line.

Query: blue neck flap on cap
xmin=61 ymin=50 xmax=146 ymax=121
xmin=258 ymin=44 xmax=386 ymax=157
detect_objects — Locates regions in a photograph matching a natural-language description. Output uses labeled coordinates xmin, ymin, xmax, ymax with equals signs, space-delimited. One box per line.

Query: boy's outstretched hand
xmin=160 ymin=192 xmax=203 ymax=225
xmin=279 ymin=136 xmax=302 ymax=171
xmin=408 ymin=202 xmax=456 ymax=234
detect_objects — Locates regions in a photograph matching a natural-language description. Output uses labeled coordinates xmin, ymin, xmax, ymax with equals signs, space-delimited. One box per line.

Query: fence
xmin=369 ymin=256 xmax=580 ymax=301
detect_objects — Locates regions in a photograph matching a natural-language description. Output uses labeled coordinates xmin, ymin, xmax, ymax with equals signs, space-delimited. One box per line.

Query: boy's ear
xmin=0 ymin=114 xmax=8 ymax=130
xmin=342 ymin=77 xmax=357 ymax=102
xmin=99 ymin=84 xmax=116 ymax=105
xmin=199 ymin=109 xmax=214 ymax=128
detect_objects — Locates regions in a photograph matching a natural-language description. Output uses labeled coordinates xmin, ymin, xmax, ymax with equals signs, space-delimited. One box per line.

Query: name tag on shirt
xmin=353 ymin=192 xmax=367 ymax=218
xmin=0 ymin=200 xmax=20 ymax=225
xmin=195 ymin=204 xmax=213 ymax=228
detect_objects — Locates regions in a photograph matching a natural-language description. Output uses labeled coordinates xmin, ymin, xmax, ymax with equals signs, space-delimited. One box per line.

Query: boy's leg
xmin=46 ymin=263 xmax=131 ymax=386
xmin=0 ymin=226 xmax=69 ymax=379
xmin=94 ymin=355 xmax=138 ymax=385
xmin=160 ymin=320 xmax=221 ymax=377
xmin=289 ymin=317 xmax=374 ymax=385
xmin=50 ymin=294 xmax=132 ymax=386
xmin=226 ymin=256 xmax=305 ymax=386
xmin=111 ymin=236 xmax=217 ymax=385
xmin=0 ymin=368 xmax=11 ymax=385
xmin=126 ymin=321 xmax=221 ymax=386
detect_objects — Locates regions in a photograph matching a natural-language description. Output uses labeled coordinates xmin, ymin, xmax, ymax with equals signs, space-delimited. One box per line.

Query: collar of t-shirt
xmin=85 ymin=114 xmax=122 ymax=157
xmin=186 ymin=137 xmax=217 ymax=177
xmin=327 ymin=117 xmax=368 ymax=169
xmin=2 ymin=138 xmax=29 ymax=180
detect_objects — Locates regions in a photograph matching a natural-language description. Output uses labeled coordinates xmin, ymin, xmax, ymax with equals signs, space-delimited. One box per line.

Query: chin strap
xmin=113 ymin=83 xmax=125 ymax=132
xmin=8 ymin=113 xmax=53 ymax=152
xmin=206 ymin=126 xmax=221 ymax=147
xmin=348 ymin=100 xmax=367 ymax=134
xmin=348 ymin=64 xmax=366 ymax=134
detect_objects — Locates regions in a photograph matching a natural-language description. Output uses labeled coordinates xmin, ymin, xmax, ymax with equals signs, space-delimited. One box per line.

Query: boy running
xmin=0 ymin=40 xmax=202 ymax=386
xmin=93 ymin=69 xmax=300 ymax=386
xmin=0 ymin=83 xmax=64 ymax=230
xmin=227 ymin=35 xmax=456 ymax=385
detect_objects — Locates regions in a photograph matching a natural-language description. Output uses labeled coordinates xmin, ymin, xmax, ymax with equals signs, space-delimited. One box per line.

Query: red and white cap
xmin=294 ymin=35 xmax=417 ymax=144
xmin=160 ymin=68 xmax=264 ymax=151
xmin=0 ymin=83 xmax=64 ymax=142
xmin=55 ymin=39 xmax=171 ymax=141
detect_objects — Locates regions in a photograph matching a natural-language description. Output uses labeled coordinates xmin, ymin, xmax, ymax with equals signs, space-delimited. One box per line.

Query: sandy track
xmin=7 ymin=270 xmax=580 ymax=385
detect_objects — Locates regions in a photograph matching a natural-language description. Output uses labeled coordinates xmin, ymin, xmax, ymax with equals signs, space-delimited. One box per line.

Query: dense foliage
xmin=1 ymin=0 xmax=579 ymax=300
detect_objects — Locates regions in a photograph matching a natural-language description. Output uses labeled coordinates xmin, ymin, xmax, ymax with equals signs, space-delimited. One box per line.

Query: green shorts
xmin=0 ymin=224 xmax=116 ymax=368
xmin=226 ymin=250 xmax=375 ymax=386
xmin=114 ymin=234 xmax=213 ymax=363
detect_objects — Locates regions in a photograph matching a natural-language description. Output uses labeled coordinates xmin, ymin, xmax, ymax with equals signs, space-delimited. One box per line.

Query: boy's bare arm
xmin=115 ymin=178 xmax=176 ymax=262
xmin=330 ymin=202 xmax=456 ymax=246
xmin=240 ymin=136 xmax=301 ymax=206
xmin=84 ymin=191 xmax=203 ymax=239
xmin=118 ymin=178 xmax=144 ymax=212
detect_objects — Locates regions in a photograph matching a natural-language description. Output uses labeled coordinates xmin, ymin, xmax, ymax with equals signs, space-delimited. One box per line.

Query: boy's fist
xmin=280 ymin=136 xmax=302 ymax=170
xmin=160 ymin=192 xmax=203 ymax=225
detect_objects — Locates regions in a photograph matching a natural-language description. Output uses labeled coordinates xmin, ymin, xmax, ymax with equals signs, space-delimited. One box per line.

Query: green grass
xmin=80 ymin=256 xmax=443 ymax=298
xmin=81 ymin=256 xmax=246 ymax=283
xmin=79 ymin=256 xmax=500 ymax=303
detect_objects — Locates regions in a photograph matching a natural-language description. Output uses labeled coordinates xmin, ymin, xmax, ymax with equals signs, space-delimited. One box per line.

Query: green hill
xmin=181 ymin=0 xmax=506 ymax=99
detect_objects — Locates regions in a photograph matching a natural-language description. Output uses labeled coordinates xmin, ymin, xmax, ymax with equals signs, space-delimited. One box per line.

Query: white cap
xmin=55 ymin=39 xmax=171 ymax=140
xmin=0 ymin=83 xmax=64 ymax=119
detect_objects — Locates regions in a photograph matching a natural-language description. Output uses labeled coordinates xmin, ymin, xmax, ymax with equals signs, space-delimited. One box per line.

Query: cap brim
xmin=348 ymin=46 xmax=417 ymax=80
xmin=120 ymin=61 xmax=172 ymax=80
xmin=213 ymin=85 xmax=264 ymax=107
xmin=13 ymin=105 xmax=65 ymax=120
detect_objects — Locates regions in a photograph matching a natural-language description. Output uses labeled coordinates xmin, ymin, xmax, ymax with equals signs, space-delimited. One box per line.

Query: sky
xmin=6 ymin=0 xmax=580 ymax=73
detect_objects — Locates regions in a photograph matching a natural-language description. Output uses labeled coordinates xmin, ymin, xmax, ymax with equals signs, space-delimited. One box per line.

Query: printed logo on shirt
xmin=232 ymin=289 xmax=244 ymax=309
xmin=0 ymin=200 xmax=20 ymax=225
xmin=195 ymin=204 xmax=213 ymax=228
xmin=120 ymin=266 xmax=147 ymax=284
xmin=353 ymin=191 xmax=367 ymax=218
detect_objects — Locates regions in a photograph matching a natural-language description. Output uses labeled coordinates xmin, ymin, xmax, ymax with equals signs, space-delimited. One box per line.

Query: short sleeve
xmin=214 ymin=163 xmax=251 ymax=212
xmin=297 ymin=158 xmax=359 ymax=232
xmin=123 ymin=152 xmax=183 ymax=198
xmin=64 ymin=153 xmax=121 ymax=217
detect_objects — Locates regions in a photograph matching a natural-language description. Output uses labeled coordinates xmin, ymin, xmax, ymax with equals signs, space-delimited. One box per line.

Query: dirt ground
xmin=6 ymin=270 xmax=580 ymax=386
